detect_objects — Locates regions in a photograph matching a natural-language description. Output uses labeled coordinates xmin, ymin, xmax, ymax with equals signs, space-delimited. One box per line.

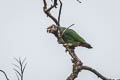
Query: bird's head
xmin=47 ymin=24 xmax=58 ymax=34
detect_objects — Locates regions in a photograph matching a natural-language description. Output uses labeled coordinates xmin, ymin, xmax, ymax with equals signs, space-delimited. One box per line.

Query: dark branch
xmin=58 ymin=0 xmax=62 ymax=26
xmin=54 ymin=0 xmax=58 ymax=8
xmin=65 ymin=46 xmax=114 ymax=80
xmin=13 ymin=58 xmax=27 ymax=80
xmin=81 ymin=66 xmax=111 ymax=80
xmin=15 ymin=72 xmax=20 ymax=80
xmin=0 ymin=70 xmax=9 ymax=80
xmin=43 ymin=0 xmax=120 ymax=80
xmin=76 ymin=0 xmax=82 ymax=3
xmin=43 ymin=0 xmax=58 ymax=25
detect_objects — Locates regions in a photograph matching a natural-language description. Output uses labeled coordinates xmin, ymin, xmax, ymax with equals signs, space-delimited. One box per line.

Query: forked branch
xmin=0 ymin=58 xmax=27 ymax=80
xmin=43 ymin=0 xmax=62 ymax=26
xmin=13 ymin=58 xmax=27 ymax=80
xmin=43 ymin=0 xmax=119 ymax=80
xmin=65 ymin=46 xmax=114 ymax=80
xmin=43 ymin=0 xmax=58 ymax=25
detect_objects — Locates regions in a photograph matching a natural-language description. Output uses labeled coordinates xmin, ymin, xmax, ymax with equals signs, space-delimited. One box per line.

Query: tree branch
xmin=65 ymin=47 xmax=114 ymax=80
xmin=13 ymin=58 xmax=27 ymax=80
xmin=81 ymin=66 xmax=111 ymax=80
xmin=58 ymin=0 xmax=62 ymax=26
xmin=76 ymin=0 xmax=82 ymax=3
xmin=54 ymin=0 xmax=58 ymax=8
xmin=43 ymin=0 xmax=120 ymax=80
xmin=43 ymin=0 xmax=58 ymax=25
xmin=0 ymin=70 xmax=9 ymax=80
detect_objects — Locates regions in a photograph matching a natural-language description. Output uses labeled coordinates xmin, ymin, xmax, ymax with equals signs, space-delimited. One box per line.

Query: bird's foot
xmin=63 ymin=43 xmax=73 ymax=47
xmin=63 ymin=43 xmax=75 ymax=52
xmin=63 ymin=43 xmax=69 ymax=52
xmin=57 ymin=38 xmax=65 ymax=44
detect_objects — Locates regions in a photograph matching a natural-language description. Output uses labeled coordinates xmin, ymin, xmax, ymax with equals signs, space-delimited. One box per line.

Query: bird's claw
xmin=63 ymin=43 xmax=73 ymax=47
xmin=63 ymin=43 xmax=73 ymax=52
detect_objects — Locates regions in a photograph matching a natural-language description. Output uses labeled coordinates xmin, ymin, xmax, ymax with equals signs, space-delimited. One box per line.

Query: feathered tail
xmin=80 ymin=43 xmax=93 ymax=49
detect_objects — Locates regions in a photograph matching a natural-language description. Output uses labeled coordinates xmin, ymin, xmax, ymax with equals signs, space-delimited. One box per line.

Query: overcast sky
xmin=0 ymin=0 xmax=120 ymax=80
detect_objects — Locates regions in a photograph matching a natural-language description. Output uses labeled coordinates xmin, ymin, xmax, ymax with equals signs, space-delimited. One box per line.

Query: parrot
xmin=47 ymin=24 xmax=92 ymax=49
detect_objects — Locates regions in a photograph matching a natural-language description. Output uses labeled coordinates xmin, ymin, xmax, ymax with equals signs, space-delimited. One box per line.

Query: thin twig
xmin=15 ymin=72 xmax=20 ymax=80
xmin=43 ymin=0 xmax=120 ymax=80
xmin=43 ymin=0 xmax=58 ymax=25
xmin=22 ymin=63 xmax=27 ymax=73
xmin=81 ymin=66 xmax=111 ymax=80
xmin=13 ymin=58 xmax=27 ymax=80
xmin=0 ymin=70 xmax=9 ymax=80
xmin=58 ymin=0 xmax=62 ymax=26
xmin=61 ymin=24 xmax=75 ymax=37
xmin=54 ymin=0 xmax=58 ymax=8
xmin=12 ymin=63 xmax=21 ymax=70
xmin=13 ymin=68 xmax=22 ymax=77
xmin=76 ymin=0 xmax=82 ymax=3
xmin=22 ymin=58 xmax=26 ymax=65
xmin=47 ymin=5 xmax=54 ymax=12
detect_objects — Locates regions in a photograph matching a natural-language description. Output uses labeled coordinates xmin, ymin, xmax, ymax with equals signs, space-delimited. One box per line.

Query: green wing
xmin=62 ymin=29 xmax=86 ymax=44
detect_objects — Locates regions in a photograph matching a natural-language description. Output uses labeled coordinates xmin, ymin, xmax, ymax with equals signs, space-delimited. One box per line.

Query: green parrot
xmin=47 ymin=24 xmax=92 ymax=49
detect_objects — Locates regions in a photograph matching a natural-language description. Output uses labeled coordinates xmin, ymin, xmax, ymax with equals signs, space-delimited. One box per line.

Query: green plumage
xmin=62 ymin=29 xmax=86 ymax=44
xmin=47 ymin=25 xmax=92 ymax=48
xmin=60 ymin=28 xmax=92 ymax=48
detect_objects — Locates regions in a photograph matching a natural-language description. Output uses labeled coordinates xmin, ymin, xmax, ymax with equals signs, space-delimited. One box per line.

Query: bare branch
xmin=12 ymin=63 xmax=21 ymax=70
xmin=50 ymin=0 xmax=58 ymax=8
xmin=43 ymin=0 xmax=58 ymax=25
xmin=14 ymin=58 xmax=20 ymax=63
xmin=22 ymin=63 xmax=27 ymax=73
xmin=0 ymin=70 xmax=9 ymax=80
xmin=58 ymin=0 xmax=62 ymax=26
xmin=81 ymin=66 xmax=111 ymax=80
xmin=22 ymin=58 xmax=26 ymax=65
xmin=54 ymin=0 xmax=58 ymax=8
xmin=65 ymin=46 xmax=114 ymax=80
xmin=43 ymin=0 xmax=120 ymax=80
xmin=13 ymin=58 xmax=27 ymax=80
xmin=13 ymin=68 xmax=22 ymax=77
xmin=47 ymin=5 xmax=54 ymax=12
xmin=76 ymin=0 xmax=82 ymax=3
xmin=15 ymin=72 xmax=20 ymax=80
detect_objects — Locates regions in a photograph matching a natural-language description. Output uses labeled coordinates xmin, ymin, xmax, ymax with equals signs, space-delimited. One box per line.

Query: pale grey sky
xmin=0 ymin=0 xmax=120 ymax=80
